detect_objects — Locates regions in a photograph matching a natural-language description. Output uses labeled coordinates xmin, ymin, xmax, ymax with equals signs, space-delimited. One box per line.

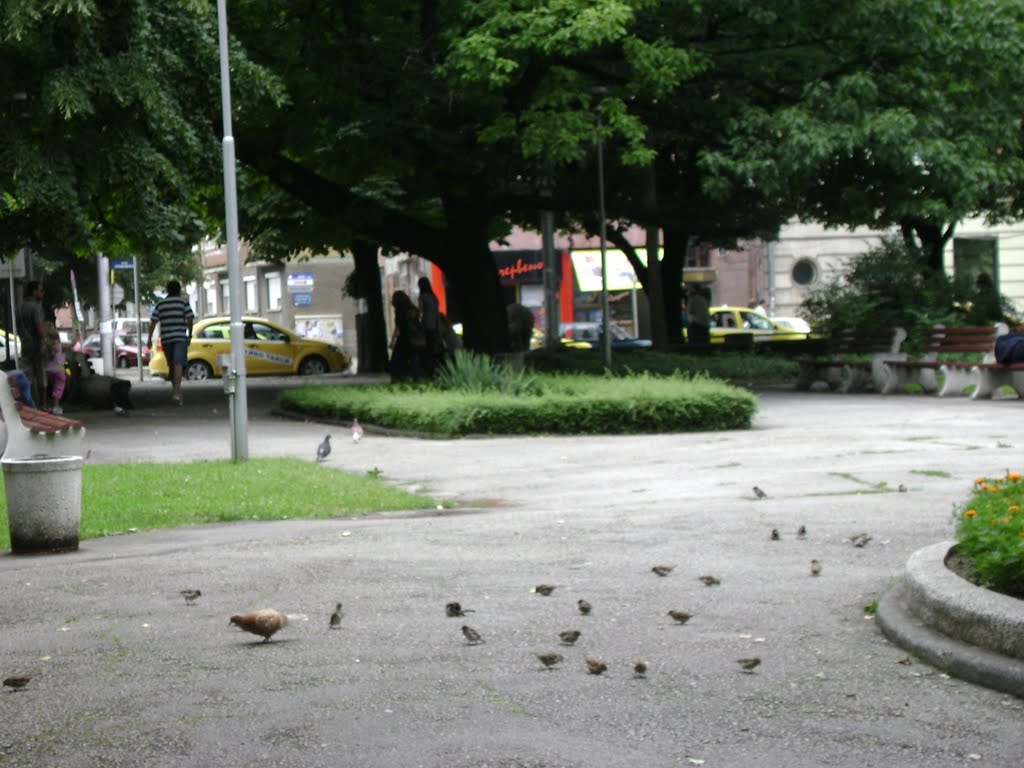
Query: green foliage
xmin=434 ymin=348 xmax=538 ymax=395
xmin=0 ymin=458 xmax=437 ymax=549
xmin=954 ymin=472 xmax=1024 ymax=599
xmin=280 ymin=373 xmax=757 ymax=436
xmin=800 ymin=238 xmax=965 ymax=347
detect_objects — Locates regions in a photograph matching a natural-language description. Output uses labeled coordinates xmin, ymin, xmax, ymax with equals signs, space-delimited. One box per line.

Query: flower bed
xmin=954 ymin=471 xmax=1024 ymax=598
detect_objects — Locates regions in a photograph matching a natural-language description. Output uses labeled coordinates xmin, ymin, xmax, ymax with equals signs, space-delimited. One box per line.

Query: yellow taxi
xmin=685 ymin=306 xmax=810 ymax=343
xmin=149 ymin=316 xmax=351 ymax=380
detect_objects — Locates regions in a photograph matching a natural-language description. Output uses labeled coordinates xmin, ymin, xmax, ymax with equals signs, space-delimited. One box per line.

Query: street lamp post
xmin=596 ymin=127 xmax=612 ymax=369
xmin=216 ymin=0 xmax=248 ymax=461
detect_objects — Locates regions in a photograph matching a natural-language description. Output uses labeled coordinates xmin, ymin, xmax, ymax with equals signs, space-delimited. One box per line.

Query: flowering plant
xmin=955 ymin=472 xmax=1024 ymax=598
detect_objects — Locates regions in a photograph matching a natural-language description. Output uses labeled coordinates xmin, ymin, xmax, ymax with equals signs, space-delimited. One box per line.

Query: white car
xmin=771 ymin=316 xmax=812 ymax=333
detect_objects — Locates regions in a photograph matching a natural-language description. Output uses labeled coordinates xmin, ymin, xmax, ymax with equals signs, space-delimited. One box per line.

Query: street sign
xmin=292 ymin=292 xmax=312 ymax=307
xmin=287 ymin=272 xmax=314 ymax=292
xmin=112 ymin=260 xmax=135 ymax=270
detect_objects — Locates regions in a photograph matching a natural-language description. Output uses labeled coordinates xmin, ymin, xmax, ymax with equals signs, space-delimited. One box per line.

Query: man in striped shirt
xmin=147 ymin=280 xmax=194 ymax=406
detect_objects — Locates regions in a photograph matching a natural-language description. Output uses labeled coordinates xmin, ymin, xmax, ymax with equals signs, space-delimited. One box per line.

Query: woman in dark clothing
xmin=417 ymin=277 xmax=444 ymax=376
xmin=389 ymin=290 xmax=423 ymax=381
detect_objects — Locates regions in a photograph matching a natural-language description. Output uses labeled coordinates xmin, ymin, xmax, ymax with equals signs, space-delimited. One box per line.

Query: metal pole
xmin=97 ymin=253 xmax=113 ymax=375
xmin=132 ymin=256 xmax=144 ymax=382
xmin=597 ymin=136 xmax=611 ymax=369
xmin=217 ymin=0 xmax=248 ymax=461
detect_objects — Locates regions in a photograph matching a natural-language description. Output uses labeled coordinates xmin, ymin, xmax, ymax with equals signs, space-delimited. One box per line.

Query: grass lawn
xmin=0 ymin=458 xmax=439 ymax=550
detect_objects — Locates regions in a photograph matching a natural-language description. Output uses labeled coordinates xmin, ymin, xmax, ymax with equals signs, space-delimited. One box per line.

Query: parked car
xmin=558 ymin=322 xmax=653 ymax=349
xmin=74 ymin=334 xmax=151 ymax=367
xmin=771 ymin=316 xmax=813 ymax=333
xmin=149 ymin=316 xmax=351 ymax=380
xmin=699 ymin=306 xmax=809 ymax=343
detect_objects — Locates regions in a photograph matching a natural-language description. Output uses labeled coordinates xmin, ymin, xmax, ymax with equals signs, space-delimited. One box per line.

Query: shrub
xmin=954 ymin=471 xmax=1024 ymax=598
xmin=434 ymin=348 xmax=538 ymax=395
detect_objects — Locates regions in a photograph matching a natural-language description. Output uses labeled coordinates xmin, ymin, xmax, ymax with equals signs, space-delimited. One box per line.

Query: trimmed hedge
xmin=279 ymin=374 xmax=757 ymax=436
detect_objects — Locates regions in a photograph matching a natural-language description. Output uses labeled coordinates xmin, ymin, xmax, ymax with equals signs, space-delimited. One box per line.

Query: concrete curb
xmin=877 ymin=540 xmax=1024 ymax=698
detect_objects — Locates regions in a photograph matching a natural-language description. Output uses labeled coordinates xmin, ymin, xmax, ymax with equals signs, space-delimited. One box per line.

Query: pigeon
xmin=898 ymin=484 xmax=907 ymax=493
xmin=3 ymin=675 xmax=31 ymax=691
xmin=351 ymin=419 xmax=364 ymax=444
xmin=753 ymin=486 xmax=767 ymax=499
xmin=796 ymin=525 xmax=807 ymax=539
xmin=770 ymin=529 xmax=781 ymax=541
xmin=329 ymin=603 xmax=343 ymax=628
xmin=651 ymin=565 xmax=675 ymax=577
xmin=667 ymin=610 xmax=693 ymax=625
xmin=180 ymin=588 xmax=201 ymax=606
xmin=533 ymin=584 xmax=556 ymax=596
xmin=846 ymin=533 xmax=872 ymax=548
xmin=461 ymin=625 xmax=484 ymax=645
xmin=559 ymin=629 xmax=581 ymax=646
xmin=698 ymin=575 xmax=721 ymax=587
xmin=535 ymin=652 xmax=564 ymax=670
xmin=316 ymin=434 xmax=331 ymax=462
xmin=445 ymin=601 xmax=475 ymax=617
xmin=229 ymin=609 xmax=289 ymax=643
xmin=810 ymin=559 xmax=823 ymax=576
xmin=585 ymin=657 xmax=608 ymax=675
xmin=577 ymin=599 xmax=592 ymax=616
xmin=633 ymin=660 xmax=649 ymax=678
xmin=737 ymin=657 xmax=761 ymax=673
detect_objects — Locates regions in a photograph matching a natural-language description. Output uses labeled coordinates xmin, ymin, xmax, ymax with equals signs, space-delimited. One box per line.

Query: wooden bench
xmin=0 ymin=374 xmax=86 ymax=459
xmin=880 ymin=324 xmax=1007 ymax=396
xmin=795 ymin=327 xmax=907 ymax=392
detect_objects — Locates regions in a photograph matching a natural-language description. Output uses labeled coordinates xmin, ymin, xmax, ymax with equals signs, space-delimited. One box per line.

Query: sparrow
xmin=585 ymin=657 xmax=608 ymax=675
xmin=770 ymin=529 xmax=780 ymax=541
xmin=229 ymin=609 xmax=289 ymax=643
xmin=461 ymin=625 xmax=484 ymax=645
xmin=351 ymin=419 xmax=364 ymax=443
xmin=535 ymin=652 xmax=564 ymax=669
xmin=533 ymin=584 xmax=556 ymax=596
xmin=810 ymin=559 xmax=823 ymax=576
xmin=329 ymin=603 xmax=343 ymax=628
xmin=3 ymin=675 xmax=31 ymax=691
xmin=559 ymin=629 xmax=581 ymax=646
xmin=896 ymin=656 xmax=912 ymax=665
xmin=651 ymin=565 xmax=675 ymax=577
xmin=445 ymin=601 xmax=475 ymax=618
xmin=847 ymin=533 xmax=872 ymax=548
xmin=898 ymin=484 xmax=907 ymax=493
xmin=698 ymin=575 xmax=721 ymax=587
xmin=737 ymin=657 xmax=761 ymax=673
xmin=577 ymin=599 xmax=592 ymax=616
xmin=633 ymin=660 xmax=649 ymax=678
xmin=180 ymin=588 xmax=201 ymax=606
xmin=796 ymin=525 xmax=807 ymax=539
xmin=667 ymin=610 xmax=693 ymax=625
xmin=753 ymin=486 xmax=767 ymax=499
xmin=316 ymin=434 xmax=332 ymax=462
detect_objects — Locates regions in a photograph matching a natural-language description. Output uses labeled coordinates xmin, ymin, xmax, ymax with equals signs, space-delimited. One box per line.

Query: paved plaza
xmin=1 ymin=377 xmax=1023 ymax=767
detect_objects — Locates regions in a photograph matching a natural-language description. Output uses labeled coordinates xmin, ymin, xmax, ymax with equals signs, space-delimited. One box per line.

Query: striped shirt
xmin=150 ymin=296 xmax=194 ymax=343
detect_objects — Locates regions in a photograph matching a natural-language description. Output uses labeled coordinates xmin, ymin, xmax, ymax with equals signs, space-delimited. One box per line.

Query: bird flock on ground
xmin=3 ymin=483 xmax=885 ymax=689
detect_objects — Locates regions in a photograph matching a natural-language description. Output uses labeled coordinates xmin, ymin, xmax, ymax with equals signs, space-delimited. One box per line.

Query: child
xmin=43 ymin=323 xmax=65 ymax=414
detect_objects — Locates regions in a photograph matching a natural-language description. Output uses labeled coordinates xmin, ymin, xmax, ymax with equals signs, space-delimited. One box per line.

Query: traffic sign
xmin=112 ymin=260 xmax=135 ymax=270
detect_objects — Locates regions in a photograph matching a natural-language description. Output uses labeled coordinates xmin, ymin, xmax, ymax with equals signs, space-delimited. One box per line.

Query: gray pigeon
xmin=316 ymin=434 xmax=332 ymax=462
xmin=329 ymin=602 xmax=343 ymax=628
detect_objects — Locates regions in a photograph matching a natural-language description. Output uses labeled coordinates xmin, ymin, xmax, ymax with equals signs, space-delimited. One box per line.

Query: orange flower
xmin=1008 ymin=472 xmax=1022 ymax=482
xmin=1009 ymin=505 xmax=1020 ymax=513
xmin=975 ymin=477 xmax=986 ymax=485
xmin=965 ymin=509 xmax=978 ymax=518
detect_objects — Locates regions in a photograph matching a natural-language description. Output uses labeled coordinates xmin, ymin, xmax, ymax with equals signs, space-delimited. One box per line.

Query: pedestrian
xmin=147 ymin=280 xmax=194 ymax=406
xmin=389 ymin=290 xmax=423 ymax=382
xmin=15 ymin=280 xmax=46 ymax=407
xmin=686 ymin=285 xmax=710 ymax=345
xmin=417 ymin=277 xmax=445 ymax=377
xmin=43 ymin=322 xmax=66 ymax=415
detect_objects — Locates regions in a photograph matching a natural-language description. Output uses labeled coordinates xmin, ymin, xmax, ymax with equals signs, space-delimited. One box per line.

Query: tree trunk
xmin=661 ymin=228 xmax=686 ymax=341
xmin=351 ymin=242 xmax=389 ymax=373
xmin=645 ymin=226 xmax=668 ymax=348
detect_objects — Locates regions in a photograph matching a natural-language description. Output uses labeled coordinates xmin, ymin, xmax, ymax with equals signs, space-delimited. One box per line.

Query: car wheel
xmin=117 ymin=356 xmax=129 ymax=368
xmin=185 ymin=360 xmax=213 ymax=381
xmin=298 ymin=355 xmax=329 ymax=375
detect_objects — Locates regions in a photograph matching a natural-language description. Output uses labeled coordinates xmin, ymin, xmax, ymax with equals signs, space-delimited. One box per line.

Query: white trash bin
xmin=3 ymin=455 xmax=84 ymax=554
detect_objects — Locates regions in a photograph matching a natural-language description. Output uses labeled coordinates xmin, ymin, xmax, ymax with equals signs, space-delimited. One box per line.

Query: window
xmin=244 ymin=276 xmax=258 ymax=313
xmin=266 ymin=272 xmax=282 ymax=310
xmin=220 ymin=279 xmax=230 ymax=314
xmin=792 ymin=259 xmax=817 ymax=286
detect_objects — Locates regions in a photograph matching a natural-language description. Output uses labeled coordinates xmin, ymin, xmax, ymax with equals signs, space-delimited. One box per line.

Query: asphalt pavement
xmin=1 ymin=376 xmax=1023 ymax=768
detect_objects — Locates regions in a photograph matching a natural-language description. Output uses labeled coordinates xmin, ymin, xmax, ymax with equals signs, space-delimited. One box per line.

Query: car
xmin=74 ymin=333 xmax=152 ymax=368
xmin=149 ymin=316 xmax=351 ymax=380
xmin=558 ymin=321 xmax=653 ymax=349
xmin=689 ymin=306 xmax=809 ymax=343
xmin=771 ymin=316 xmax=813 ymax=333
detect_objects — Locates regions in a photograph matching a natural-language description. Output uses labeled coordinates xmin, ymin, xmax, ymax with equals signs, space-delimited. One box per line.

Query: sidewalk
xmin=2 ymin=387 xmax=1023 ymax=767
